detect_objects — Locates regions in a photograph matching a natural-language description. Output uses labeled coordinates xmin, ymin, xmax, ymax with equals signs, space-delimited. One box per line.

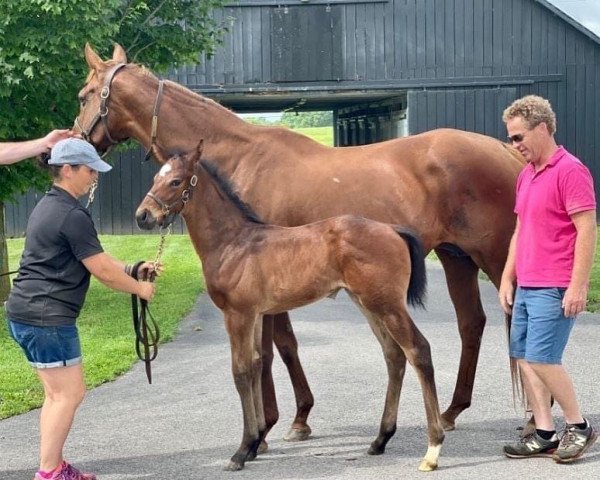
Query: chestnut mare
xmin=75 ymin=44 xmax=525 ymax=445
xmin=135 ymin=142 xmax=443 ymax=471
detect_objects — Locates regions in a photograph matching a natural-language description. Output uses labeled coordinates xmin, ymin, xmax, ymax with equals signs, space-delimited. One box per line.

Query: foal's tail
xmin=394 ymin=227 xmax=427 ymax=309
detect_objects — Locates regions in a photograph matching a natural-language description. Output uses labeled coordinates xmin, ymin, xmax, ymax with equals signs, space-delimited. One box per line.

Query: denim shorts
xmin=7 ymin=320 xmax=82 ymax=369
xmin=510 ymin=287 xmax=575 ymax=365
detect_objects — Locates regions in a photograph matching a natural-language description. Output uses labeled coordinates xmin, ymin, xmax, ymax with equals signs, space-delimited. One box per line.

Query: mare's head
xmin=136 ymin=141 xmax=203 ymax=230
xmin=74 ymin=43 xmax=142 ymax=153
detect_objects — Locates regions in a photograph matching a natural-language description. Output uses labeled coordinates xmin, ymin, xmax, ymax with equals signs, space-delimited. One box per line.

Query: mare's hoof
xmin=284 ymin=425 xmax=312 ymax=442
xmin=418 ymin=459 xmax=438 ymax=472
xmin=224 ymin=460 xmax=244 ymax=471
xmin=519 ymin=420 xmax=536 ymax=438
xmin=367 ymin=442 xmax=385 ymax=456
xmin=257 ymin=440 xmax=269 ymax=454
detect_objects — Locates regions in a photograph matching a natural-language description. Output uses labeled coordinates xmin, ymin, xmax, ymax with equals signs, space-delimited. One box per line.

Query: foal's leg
xmin=247 ymin=316 xmax=266 ymax=461
xmin=383 ymin=312 xmax=444 ymax=472
xmin=258 ymin=314 xmax=278 ymax=453
xmin=272 ymin=312 xmax=314 ymax=442
xmin=368 ymin=330 xmax=408 ymax=455
xmin=435 ymin=250 xmax=486 ymax=431
xmin=224 ymin=312 xmax=262 ymax=471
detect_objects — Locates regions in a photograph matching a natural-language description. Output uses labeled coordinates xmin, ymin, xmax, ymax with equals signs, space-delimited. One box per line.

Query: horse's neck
xmin=122 ymin=75 xmax=254 ymax=166
xmin=182 ymin=170 xmax=256 ymax=260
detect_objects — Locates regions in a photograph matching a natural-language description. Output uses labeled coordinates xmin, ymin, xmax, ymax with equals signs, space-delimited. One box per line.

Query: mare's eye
xmin=170 ymin=179 xmax=182 ymax=188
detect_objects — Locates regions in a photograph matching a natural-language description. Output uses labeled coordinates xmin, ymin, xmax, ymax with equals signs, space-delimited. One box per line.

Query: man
xmin=5 ymin=138 xmax=157 ymax=480
xmin=499 ymin=95 xmax=597 ymax=463
xmin=0 ymin=129 xmax=75 ymax=165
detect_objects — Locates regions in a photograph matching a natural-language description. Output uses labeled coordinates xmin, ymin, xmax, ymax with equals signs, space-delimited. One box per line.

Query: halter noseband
xmin=145 ymin=173 xmax=198 ymax=225
xmin=74 ymin=63 xmax=165 ymax=161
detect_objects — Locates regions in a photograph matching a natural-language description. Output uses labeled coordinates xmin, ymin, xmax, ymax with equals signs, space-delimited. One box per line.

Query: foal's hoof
xmin=418 ymin=459 xmax=438 ymax=472
xmin=284 ymin=425 xmax=312 ymax=442
xmin=440 ymin=415 xmax=456 ymax=432
xmin=257 ymin=439 xmax=269 ymax=454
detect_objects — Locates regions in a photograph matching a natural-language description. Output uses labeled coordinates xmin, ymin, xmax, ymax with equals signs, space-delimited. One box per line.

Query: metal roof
xmin=538 ymin=0 xmax=600 ymax=45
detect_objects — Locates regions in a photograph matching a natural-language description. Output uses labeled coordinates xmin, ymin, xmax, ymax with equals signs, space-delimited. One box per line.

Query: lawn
xmin=294 ymin=126 xmax=334 ymax=146
xmin=0 ymin=234 xmax=202 ymax=419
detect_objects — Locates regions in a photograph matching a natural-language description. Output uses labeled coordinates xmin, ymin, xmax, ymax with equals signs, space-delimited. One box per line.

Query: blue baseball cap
xmin=49 ymin=138 xmax=112 ymax=172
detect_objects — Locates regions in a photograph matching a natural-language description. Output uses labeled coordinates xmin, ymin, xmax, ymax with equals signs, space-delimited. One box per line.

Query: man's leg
xmin=526 ymin=363 xmax=582 ymax=425
xmin=37 ymin=364 xmax=86 ymax=471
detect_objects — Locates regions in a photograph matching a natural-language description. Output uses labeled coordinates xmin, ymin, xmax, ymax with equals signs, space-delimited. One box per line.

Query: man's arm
xmin=563 ymin=209 xmax=597 ymax=317
xmin=0 ymin=129 xmax=75 ymax=165
xmin=82 ymin=252 xmax=155 ymax=301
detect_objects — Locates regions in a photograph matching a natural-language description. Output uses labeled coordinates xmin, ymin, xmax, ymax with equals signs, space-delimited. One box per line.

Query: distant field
xmin=294 ymin=126 xmax=334 ymax=146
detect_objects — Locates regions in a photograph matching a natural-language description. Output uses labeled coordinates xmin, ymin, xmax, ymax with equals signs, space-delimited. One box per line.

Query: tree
xmin=281 ymin=111 xmax=333 ymax=128
xmin=0 ymin=0 xmax=226 ymax=300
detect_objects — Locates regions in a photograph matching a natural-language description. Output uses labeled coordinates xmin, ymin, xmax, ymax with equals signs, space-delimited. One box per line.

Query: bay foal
xmin=135 ymin=142 xmax=444 ymax=471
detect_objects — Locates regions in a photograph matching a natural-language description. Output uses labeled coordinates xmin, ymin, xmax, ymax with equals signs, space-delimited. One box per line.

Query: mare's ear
xmin=112 ymin=44 xmax=128 ymax=63
xmin=84 ymin=43 xmax=103 ymax=71
xmin=150 ymin=145 xmax=168 ymax=164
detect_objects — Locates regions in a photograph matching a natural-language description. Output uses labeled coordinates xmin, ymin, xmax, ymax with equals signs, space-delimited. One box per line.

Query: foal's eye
xmin=170 ymin=179 xmax=182 ymax=188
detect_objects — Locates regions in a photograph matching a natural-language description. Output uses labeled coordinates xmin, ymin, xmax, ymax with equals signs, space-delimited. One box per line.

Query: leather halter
xmin=145 ymin=173 xmax=198 ymax=226
xmin=74 ymin=63 xmax=165 ymax=161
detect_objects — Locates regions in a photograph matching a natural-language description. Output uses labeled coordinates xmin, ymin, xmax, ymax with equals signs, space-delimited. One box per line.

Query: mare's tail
xmin=394 ymin=227 xmax=427 ymax=309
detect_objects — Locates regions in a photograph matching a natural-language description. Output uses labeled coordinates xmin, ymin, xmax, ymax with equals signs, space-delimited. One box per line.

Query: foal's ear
xmin=112 ymin=44 xmax=128 ymax=63
xmin=84 ymin=43 xmax=103 ymax=71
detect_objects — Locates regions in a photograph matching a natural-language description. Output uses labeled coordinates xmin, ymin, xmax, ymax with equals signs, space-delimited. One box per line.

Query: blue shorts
xmin=510 ymin=287 xmax=575 ymax=365
xmin=7 ymin=320 xmax=82 ymax=369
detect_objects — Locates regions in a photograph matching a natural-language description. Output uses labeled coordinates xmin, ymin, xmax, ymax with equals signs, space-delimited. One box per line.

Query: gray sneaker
xmin=503 ymin=432 xmax=559 ymax=458
xmin=553 ymin=420 xmax=598 ymax=464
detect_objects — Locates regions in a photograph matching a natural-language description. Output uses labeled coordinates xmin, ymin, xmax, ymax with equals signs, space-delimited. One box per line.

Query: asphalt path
xmin=1 ymin=262 xmax=599 ymax=479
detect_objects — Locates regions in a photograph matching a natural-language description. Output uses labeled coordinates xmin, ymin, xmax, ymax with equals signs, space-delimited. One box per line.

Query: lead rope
xmin=126 ymin=227 xmax=169 ymax=383
xmin=129 ymin=261 xmax=160 ymax=384
xmin=86 ymin=179 xmax=98 ymax=208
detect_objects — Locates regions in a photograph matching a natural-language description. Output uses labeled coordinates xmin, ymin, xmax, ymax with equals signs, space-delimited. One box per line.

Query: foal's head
xmin=136 ymin=141 xmax=202 ymax=230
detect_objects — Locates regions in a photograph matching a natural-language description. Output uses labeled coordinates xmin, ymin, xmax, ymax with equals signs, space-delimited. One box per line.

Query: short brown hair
xmin=502 ymin=95 xmax=556 ymax=135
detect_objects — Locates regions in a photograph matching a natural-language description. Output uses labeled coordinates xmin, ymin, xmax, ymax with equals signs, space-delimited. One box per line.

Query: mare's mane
xmin=197 ymin=159 xmax=265 ymax=225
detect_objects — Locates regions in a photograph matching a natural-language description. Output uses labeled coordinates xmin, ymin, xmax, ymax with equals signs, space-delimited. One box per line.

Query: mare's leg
xmin=272 ymin=312 xmax=314 ymax=441
xmin=382 ymin=312 xmax=445 ymax=472
xmin=259 ymin=314 xmax=278 ymax=453
xmin=224 ymin=312 xmax=262 ymax=471
xmin=435 ymin=249 xmax=486 ymax=431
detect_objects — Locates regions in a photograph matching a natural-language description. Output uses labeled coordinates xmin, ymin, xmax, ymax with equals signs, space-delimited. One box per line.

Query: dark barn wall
xmin=5 ymin=0 xmax=600 ymax=235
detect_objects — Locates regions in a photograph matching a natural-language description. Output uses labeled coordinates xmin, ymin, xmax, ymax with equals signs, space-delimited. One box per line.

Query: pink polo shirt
xmin=515 ymin=146 xmax=596 ymax=287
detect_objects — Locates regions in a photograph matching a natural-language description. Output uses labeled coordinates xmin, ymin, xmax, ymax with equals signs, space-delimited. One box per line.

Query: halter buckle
xmin=190 ymin=175 xmax=198 ymax=187
xmin=100 ymin=86 xmax=110 ymax=99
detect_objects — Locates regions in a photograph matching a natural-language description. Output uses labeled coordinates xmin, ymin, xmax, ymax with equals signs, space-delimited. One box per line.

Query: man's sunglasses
xmin=507 ymin=133 xmax=525 ymax=144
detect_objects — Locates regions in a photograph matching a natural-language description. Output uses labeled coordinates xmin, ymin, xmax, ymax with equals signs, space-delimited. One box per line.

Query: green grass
xmin=0 ymin=234 xmax=202 ymax=419
xmin=295 ymin=126 xmax=334 ymax=146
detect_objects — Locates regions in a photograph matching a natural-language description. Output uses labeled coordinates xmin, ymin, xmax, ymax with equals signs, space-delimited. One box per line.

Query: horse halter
xmin=74 ymin=63 xmax=126 ymax=153
xmin=145 ymin=173 xmax=198 ymax=226
xmin=74 ymin=63 xmax=165 ymax=161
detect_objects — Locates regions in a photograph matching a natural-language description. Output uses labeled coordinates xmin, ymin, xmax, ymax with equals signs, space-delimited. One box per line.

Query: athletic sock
xmin=536 ymin=428 xmax=557 ymax=440
xmin=572 ymin=419 xmax=588 ymax=430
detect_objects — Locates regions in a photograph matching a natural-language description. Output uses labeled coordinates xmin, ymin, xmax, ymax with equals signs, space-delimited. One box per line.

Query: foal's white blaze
xmin=418 ymin=444 xmax=441 ymax=472
xmin=158 ymin=163 xmax=172 ymax=177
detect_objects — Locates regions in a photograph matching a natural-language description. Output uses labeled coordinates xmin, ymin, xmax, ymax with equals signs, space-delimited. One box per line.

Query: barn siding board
xmin=7 ymin=0 xmax=600 ymax=234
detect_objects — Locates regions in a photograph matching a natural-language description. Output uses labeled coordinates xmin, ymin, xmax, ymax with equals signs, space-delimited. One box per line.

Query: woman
xmin=5 ymin=138 xmax=157 ymax=480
